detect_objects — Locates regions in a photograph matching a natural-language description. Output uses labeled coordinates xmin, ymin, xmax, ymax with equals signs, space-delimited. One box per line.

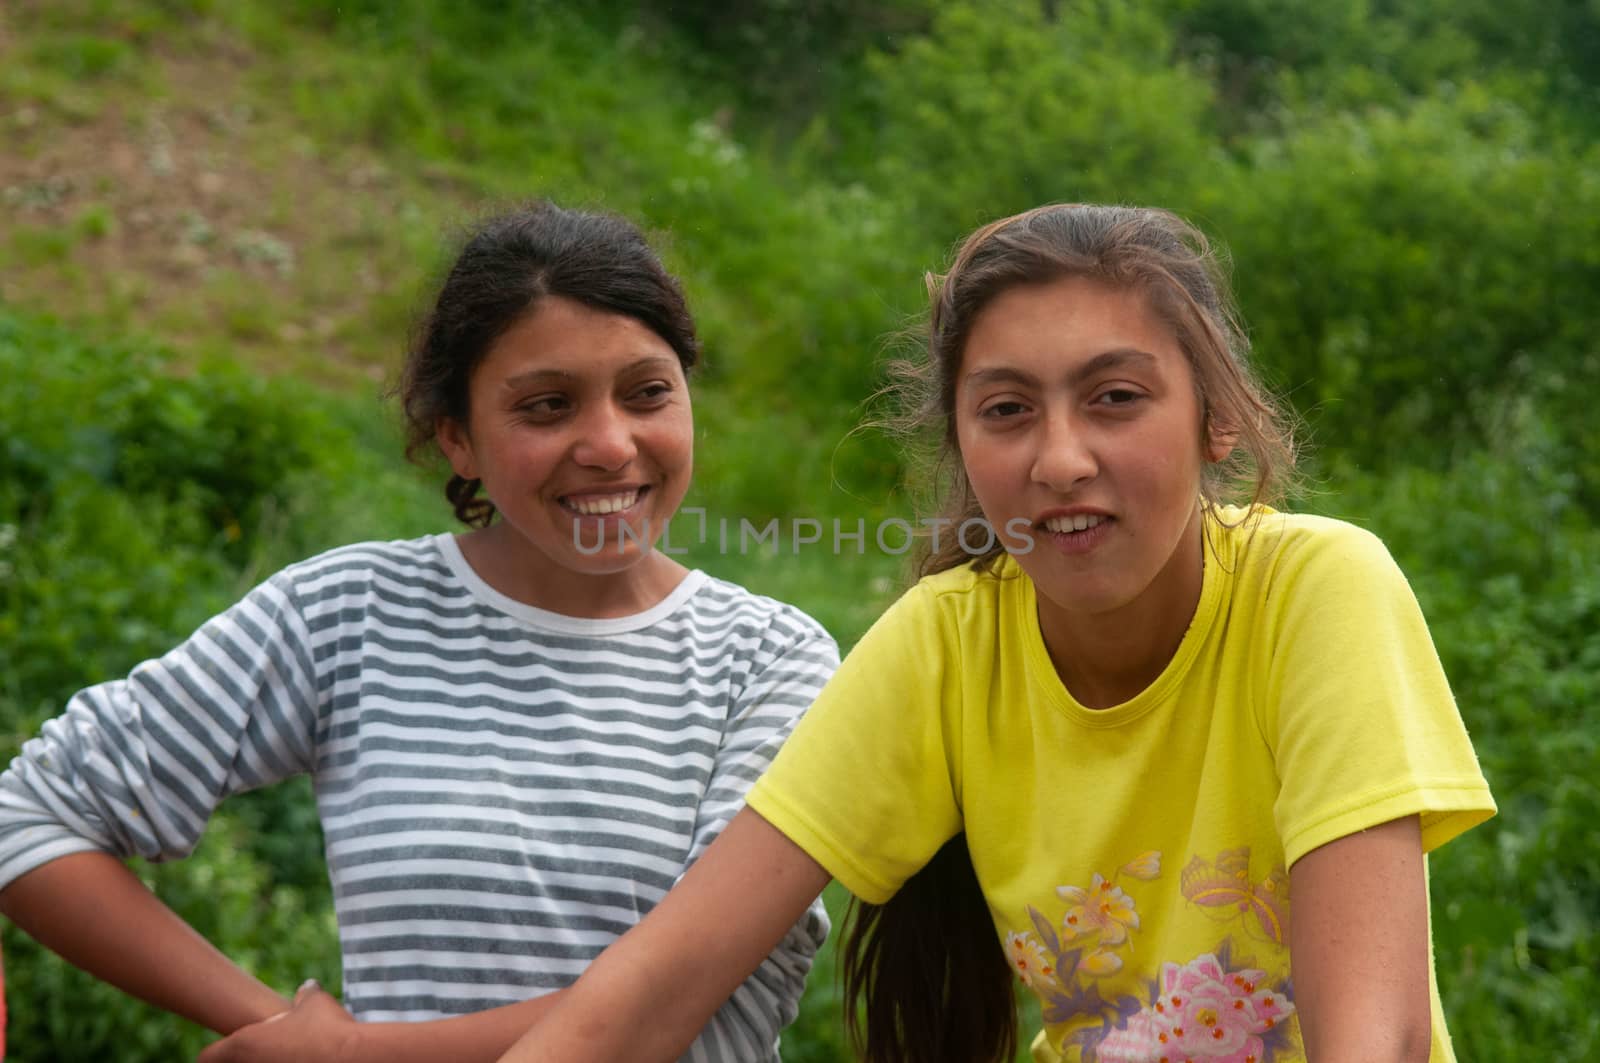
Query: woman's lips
xmin=1040 ymin=514 xmax=1115 ymax=555
xmin=560 ymin=486 xmax=645 ymax=516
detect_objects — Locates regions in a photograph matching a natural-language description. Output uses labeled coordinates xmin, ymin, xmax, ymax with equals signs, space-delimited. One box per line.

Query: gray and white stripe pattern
xmin=0 ymin=534 xmax=837 ymax=1062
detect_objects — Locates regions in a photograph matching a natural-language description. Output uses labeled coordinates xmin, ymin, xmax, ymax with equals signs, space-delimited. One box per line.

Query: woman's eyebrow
xmin=962 ymin=348 xmax=1160 ymax=392
xmin=502 ymin=355 xmax=679 ymax=390
xmin=962 ymin=365 xmax=1041 ymax=390
xmin=502 ymin=367 xmax=576 ymax=389
xmin=1065 ymin=348 xmax=1159 ymax=386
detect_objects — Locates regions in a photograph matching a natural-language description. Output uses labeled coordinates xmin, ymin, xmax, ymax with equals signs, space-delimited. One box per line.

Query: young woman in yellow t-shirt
xmin=481 ymin=203 xmax=1495 ymax=1063
xmin=485 ymin=204 xmax=1495 ymax=1063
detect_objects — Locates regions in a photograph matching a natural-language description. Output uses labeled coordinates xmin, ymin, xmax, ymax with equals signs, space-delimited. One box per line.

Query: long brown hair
xmin=841 ymin=204 xmax=1299 ymax=1062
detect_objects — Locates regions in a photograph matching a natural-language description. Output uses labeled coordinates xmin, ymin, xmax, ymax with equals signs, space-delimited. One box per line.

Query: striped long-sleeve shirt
xmin=0 ymin=534 xmax=839 ymax=1061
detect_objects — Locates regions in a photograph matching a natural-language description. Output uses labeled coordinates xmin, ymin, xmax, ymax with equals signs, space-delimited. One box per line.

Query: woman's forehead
xmin=477 ymin=299 xmax=684 ymax=382
xmin=960 ymin=277 xmax=1181 ymax=376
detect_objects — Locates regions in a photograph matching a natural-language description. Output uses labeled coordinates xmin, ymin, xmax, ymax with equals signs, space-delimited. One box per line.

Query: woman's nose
xmin=1030 ymin=409 xmax=1097 ymax=491
xmin=572 ymin=403 xmax=638 ymax=470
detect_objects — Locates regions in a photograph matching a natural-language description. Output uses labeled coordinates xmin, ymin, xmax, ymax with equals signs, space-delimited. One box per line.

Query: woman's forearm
xmin=341 ymin=993 xmax=568 ymax=1063
xmin=498 ymin=807 xmax=833 ymax=1063
xmin=0 ymin=850 xmax=288 ymax=1033
xmin=200 ymin=985 xmax=575 ymax=1063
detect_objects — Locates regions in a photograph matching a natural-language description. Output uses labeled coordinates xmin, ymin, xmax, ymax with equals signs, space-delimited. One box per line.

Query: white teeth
xmin=567 ymin=490 xmax=639 ymax=515
xmin=1044 ymin=514 xmax=1106 ymax=534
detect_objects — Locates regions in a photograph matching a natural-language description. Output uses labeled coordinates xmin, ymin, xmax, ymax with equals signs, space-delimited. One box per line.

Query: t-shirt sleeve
xmin=681 ymin=619 xmax=838 ymax=1063
xmin=1262 ymin=522 xmax=1496 ymax=868
xmin=747 ymin=582 xmax=964 ymax=905
xmin=0 ymin=571 xmax=322 ymax=889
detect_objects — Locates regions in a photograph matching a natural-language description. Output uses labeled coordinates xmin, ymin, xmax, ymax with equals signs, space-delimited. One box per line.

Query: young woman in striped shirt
xmin=0 ymin=203 xmax=837 ymax=1063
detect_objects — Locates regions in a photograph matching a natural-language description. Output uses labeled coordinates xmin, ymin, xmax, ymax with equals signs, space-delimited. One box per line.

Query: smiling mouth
xmin=560 ymin=487 xmax=646 ymax=516
xmin=1042 ymin=513 xmax=1108 ymax=534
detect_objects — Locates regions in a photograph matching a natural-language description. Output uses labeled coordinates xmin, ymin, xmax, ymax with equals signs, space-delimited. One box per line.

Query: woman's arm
xmin=198 ymin=984 xmax=570 ymax=1063
xmin=673 ymin=625 xmax=837 ymax=1054
xmin=498 ymin=807 xmax=831 ymax=1063
xmin=0 ymin=851 xmax=287 ymax=1033
xmin=1289 ymin=815 xmax=1431 ymax=1063
xmin=200 ymin=808 xmax=827 ymax=1063
xmin=0 ymin=574 xmax=322 ymax=1032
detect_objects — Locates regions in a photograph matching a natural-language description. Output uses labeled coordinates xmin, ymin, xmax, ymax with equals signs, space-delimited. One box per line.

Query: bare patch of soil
xmin=0 ymin=15 xmax=458 ymax=390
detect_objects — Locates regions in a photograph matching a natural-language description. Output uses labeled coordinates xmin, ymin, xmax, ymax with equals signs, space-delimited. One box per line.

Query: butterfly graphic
xmin=1180 ymin=847 xmax=1290 ymax=945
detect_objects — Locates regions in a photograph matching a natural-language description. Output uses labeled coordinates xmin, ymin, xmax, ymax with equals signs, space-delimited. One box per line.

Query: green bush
xmin=1211 ymin=89 xmax=1600 ymax=487
xmin=1161 ymin=0 xmax=1600 ymax=126
xmin=1311 ymin=446 xmax=1600 ymax=1061
xmin=0 ymin=309 xmax=436 ymax=702
xmin=831 ymin=0 xmax=1217 ymax=239
xmin=0 ymin=306 xmax=438 ymax=1059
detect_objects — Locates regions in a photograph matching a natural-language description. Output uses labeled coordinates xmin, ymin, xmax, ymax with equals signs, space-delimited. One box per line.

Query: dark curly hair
xmin=397 ymin=202 xmax=700 ymax=526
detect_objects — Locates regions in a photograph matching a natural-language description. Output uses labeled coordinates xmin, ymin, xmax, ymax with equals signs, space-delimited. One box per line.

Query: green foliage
xmin=0 ymin=304 xmax=442 ymax=701
xmin=1161 ymin=0 xmax=1600 ymax=129
xmin=1312 ymin=445 xmax=1600 ymax=1060
xmin=24 ymin=33 xmax=133 ymax=81
xmin=1210 ymin=89 xmax=1600 ymax=487
xmin=4 ymin=224 xmax=76 ymax=266
xmin=0 ymin=305 xmax=438 ymax=1060
xmin=635 ymin=0 xmax=938 ymax=120
xmin=838 ymin=0 xmax=1218 ymax=235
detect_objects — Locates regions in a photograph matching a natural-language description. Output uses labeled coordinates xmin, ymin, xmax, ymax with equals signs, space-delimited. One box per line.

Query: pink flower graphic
xmin=1096 ymin=1008 xmax=1165 ymax=1063
xmin=1094 ymin=952 xmax=1296 ymax=1062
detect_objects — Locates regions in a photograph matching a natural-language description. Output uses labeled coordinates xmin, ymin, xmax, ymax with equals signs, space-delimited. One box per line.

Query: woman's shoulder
xmin=1213 ymin=505 xmax=1411 ymax=617
xmin=1216 ymin=504 xmax=1395 ymax=569
xmin=688 ymin=574 xmax=837 ymax=653
xmin=918 ymin=555 xmax=1030 ymax=618
xmin=271 ymin=533 xmax=458 ymax=596
xmin=842 ymin=557 xmax=1019 ymax=651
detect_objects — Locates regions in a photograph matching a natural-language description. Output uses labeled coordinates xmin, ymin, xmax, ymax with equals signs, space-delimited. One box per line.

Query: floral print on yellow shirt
xmin=1006 ymin=849 xmax=1299 ymax=1063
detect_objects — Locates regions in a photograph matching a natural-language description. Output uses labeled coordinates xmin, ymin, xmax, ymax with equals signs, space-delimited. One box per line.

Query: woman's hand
xmin=198 ymin=981 xmax=360 ymax=1063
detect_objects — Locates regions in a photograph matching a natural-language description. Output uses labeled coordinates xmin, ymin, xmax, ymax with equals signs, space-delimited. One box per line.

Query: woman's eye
xmin=1094 ymin=388 xmax=1143 ymax=407
xmin=517 ymin=396 xmax=569 ymax=418
xmin=630 ymin=382 xmax=673 ymax=404
xmin=980 ymin=400 xmax=1028 ymax=419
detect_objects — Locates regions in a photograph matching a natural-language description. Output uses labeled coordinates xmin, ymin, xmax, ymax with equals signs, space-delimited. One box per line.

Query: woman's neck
xmin=1035 ymin=509 xmax=1207 ymax=710
xmin=456 ymin=523 xmax=690 ymax=619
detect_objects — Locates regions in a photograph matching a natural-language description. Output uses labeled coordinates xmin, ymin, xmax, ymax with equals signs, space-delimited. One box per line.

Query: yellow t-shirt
xmin=747 ymin=507 xmax=1495 ymax=1062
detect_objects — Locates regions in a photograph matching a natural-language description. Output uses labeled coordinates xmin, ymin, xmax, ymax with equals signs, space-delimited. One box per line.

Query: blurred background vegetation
xmin=1 ymin=0 xmax=1596 ymax=1059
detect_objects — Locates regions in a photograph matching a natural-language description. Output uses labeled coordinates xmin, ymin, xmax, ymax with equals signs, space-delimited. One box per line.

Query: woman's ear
xmin=1204 ymin=415 xmax=1238 ymax=464
xmin=436 ymin=417 xmax=477 ymax=480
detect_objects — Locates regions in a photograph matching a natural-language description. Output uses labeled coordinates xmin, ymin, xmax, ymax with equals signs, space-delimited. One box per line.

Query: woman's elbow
xmin=1302 ymin=1010 xmax=1431 ymax=1063
xmin=1389 ymin=1012 xmax=1433 ymax=1063
xmin=1400 ymin=1010 xmax=1433 ymax=1063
